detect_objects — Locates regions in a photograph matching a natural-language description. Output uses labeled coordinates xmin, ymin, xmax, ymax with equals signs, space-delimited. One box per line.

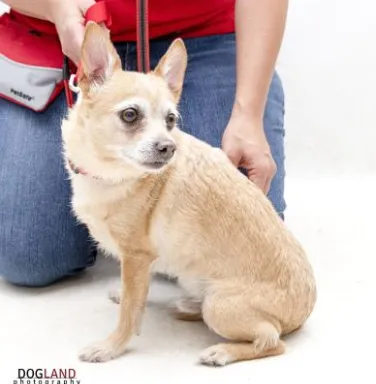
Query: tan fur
xmin=61 ymin=23 xmax=317 ymax=366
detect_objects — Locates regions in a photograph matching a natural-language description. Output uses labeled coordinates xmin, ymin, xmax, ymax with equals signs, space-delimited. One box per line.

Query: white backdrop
xmin=1 ymin=1 xmax=375 ymax=177
xmin=278 ymin=0 xmax=376 ymax=177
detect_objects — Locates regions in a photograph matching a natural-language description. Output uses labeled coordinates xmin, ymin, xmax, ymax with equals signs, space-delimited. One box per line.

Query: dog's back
xmin=150 ymin=129 xmax=317 ymax=331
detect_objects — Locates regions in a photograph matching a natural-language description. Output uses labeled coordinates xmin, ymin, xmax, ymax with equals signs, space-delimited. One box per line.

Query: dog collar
xmin=67 ymin=159 xmax=143 ymax=185
xmin=68 ymin=159 xmax=101 ymax=180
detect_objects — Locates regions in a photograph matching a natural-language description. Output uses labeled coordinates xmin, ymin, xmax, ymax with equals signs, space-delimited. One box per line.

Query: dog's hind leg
xmin=170 ymin=297 xmax=203 ymax=321
xmin=170 ymin=276 xmax=204 ymax=321
xmin=108 ymin=288 xmax=121 ymax=304
xmin=199 ymin=325 xmax=285 ymax=366
xmin=199 ymin=288 xmax=286 ymax=366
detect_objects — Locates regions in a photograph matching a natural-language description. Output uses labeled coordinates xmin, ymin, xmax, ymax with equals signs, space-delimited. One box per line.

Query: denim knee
xmin=0 ymin=95 xmax=96 ymax=287
xmin=1 ymin=260 xmax=67 ymax=288
xmin=0 ymin=241 xmax=96 ymax=288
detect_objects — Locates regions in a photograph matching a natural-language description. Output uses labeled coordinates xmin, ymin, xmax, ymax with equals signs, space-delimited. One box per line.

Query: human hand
xmin=222 ymin=111 xmax=277 ymax=194
xmin=48 ymin=0 xmax=95 ymax=65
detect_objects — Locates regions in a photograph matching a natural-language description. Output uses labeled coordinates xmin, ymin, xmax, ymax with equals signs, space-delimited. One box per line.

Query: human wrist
xmin=46 ymin=0 xmax=78 ymax=23
xmin=229 ymin=101 xmax=271 ymax=147
xmin=47 ymin=0 xmax=96 ymax=64
xmin=47 ymin=0 xmax=94 ymax=24
xmin=231 ymin=98 xmax=265 ymax=127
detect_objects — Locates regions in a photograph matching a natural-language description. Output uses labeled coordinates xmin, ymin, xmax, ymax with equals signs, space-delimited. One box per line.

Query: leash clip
xmin=69 ymin=74 xmax=80 ymax=94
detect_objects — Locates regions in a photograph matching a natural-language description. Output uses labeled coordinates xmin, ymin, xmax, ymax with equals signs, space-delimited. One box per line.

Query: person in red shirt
xmin=0 ymin=0 xmax=288 ymax=286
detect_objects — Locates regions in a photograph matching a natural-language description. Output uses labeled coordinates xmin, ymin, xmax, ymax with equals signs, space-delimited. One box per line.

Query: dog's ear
xmin=79 ymin=22 xmax=121 ymax=96
xmin=154 ymin=38 xmax=187 ymax=101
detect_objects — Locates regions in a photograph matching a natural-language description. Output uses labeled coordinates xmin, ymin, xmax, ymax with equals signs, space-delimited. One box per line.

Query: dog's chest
xmin=76 ymin=204 xmax=123 ymax=258
xmin=71 ymin=179 xmax=133 ymax=258
xmin=149 ymin=216 xmax=189 ymax=276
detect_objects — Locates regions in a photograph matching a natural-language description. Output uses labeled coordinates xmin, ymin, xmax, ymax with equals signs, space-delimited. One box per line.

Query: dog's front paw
xmin=79 ymin=340 xmax=124 ymax=363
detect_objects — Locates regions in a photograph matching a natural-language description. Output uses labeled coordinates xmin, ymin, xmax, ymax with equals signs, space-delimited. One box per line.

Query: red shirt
xmin=10 ymin=0 xmax=235 ymax=41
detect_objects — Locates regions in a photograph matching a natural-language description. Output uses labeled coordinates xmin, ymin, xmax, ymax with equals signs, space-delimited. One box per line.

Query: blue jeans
xmin=0 ymin=34 xmax=286 ymax=287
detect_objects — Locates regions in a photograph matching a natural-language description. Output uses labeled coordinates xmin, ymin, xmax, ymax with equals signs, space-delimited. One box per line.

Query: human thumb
xmin=222 ymin=135 xmax=242 ymax=167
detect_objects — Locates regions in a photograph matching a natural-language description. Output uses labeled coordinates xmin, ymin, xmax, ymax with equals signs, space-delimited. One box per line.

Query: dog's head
xmin=64 ymin=22 xmax=187 ymax=178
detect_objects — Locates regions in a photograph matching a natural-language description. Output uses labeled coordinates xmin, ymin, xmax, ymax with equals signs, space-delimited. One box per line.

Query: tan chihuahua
xmin=61 ymin=22 xmax=317 ymax=366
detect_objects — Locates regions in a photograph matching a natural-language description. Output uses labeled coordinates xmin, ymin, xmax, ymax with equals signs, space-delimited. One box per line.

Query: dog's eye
xmin=121 ymin=108 xmax=138 ymax=123
xmin=166 ymin=113 xmax=177 ymax=129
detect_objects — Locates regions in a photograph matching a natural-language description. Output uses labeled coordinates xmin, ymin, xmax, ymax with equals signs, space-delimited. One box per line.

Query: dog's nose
xmin=155 ymin=140 xmax=176 ymax=160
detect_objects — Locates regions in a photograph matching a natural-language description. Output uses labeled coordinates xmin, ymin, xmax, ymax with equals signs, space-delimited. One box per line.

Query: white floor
xmin=1 ymin=175 xmax=375 ymax=383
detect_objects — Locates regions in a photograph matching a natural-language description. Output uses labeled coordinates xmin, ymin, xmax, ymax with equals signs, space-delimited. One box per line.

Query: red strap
xmin=64 ymin=79 xmax=73 ymax=107
xmin=85 ymin=1 xmax=112 ymax=27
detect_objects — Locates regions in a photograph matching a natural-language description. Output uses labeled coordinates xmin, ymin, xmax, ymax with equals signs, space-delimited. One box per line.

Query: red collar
xmin=68 ymin=159 xmax=88 ymax=176
xmin=68 ymin=159 xmax=102 ymax=180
